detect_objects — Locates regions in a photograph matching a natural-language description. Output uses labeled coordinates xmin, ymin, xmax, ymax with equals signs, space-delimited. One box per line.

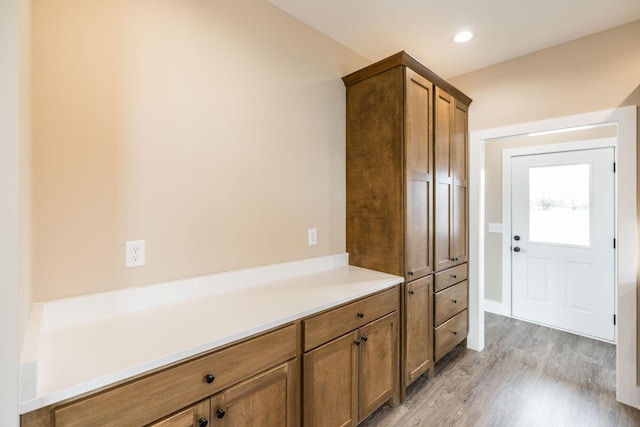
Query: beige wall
xmin=450 ymin=19 xmax=640 ymax=303
xmin=31 ymin=0 xmax=368 ymax=301
xmin=451 ymin=20 xmax=640 ymax=132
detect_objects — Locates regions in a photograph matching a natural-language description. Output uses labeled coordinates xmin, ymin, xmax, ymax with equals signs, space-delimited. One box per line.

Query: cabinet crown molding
xmin=342 ymin=51 xmax=472 ymax=106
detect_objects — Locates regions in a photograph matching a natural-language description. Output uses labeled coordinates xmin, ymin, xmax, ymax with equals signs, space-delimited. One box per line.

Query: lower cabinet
xmin=302 ymin=288 xmax=400 ymax=426
xmin=404 ymin=275 xmax=433 ymax=385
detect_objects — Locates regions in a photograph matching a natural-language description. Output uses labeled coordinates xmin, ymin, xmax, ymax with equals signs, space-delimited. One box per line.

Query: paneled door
xmin=511 ymin=148 xmax=615 ymax=342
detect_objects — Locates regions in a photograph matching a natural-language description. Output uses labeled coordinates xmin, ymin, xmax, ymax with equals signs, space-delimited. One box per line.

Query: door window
xmin=528 ymin=163 xmax=590 ymax=246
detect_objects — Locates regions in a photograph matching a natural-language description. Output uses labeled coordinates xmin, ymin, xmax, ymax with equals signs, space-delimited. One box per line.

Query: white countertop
xmin=19 ymin=254 xmax=403 ymax=413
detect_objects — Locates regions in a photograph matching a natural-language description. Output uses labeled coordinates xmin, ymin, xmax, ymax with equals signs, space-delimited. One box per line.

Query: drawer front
xmin=303 ymin=287 xmax=398 ymax=351
xmin=434 ymin=309 xmax=468 ymax=361
xmin=434 ymin=264 xmax=467 ymax=292
xmin=434 ymin=280 xmax=468 ymax=326
xmin=55 ymin=324 xmax=296 ymax=427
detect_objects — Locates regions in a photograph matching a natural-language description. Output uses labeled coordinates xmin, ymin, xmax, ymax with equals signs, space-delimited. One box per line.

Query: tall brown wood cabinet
xmin=343 ymin=52 xmax=471 ymax=392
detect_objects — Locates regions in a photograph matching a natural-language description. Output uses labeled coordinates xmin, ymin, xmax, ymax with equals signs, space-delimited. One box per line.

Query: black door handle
xmin=513 ymin=247 xmax=521 ymax=252
xmin=514 ymin=235 xmax=521 ymax=241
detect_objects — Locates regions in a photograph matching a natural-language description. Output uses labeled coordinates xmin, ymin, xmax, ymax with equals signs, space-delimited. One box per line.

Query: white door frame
xmin=469 ymin=105 xmax=638 ymax=407
xmin=502 ymin=138 xmax=617 ymax=338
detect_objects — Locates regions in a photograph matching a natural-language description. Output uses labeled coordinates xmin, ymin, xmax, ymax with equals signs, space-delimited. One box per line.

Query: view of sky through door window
xmin=528 ymin=163 xmax=590 ymax=246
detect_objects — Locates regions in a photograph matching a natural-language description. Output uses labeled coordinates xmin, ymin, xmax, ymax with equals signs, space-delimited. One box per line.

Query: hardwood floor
xmin=361 ymin=312 xmax=640 ymax=426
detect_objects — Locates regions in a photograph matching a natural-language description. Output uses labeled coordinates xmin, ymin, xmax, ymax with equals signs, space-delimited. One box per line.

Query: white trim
xmin=470 ymin=105 xmax=638 ymax=408
xmin=483 ymin=299 xmax=504 ymax=315
xmin=468 ymin=117 xmax=485 ymax=351
xmin=1 ymin=0 xmax=21 ymax=425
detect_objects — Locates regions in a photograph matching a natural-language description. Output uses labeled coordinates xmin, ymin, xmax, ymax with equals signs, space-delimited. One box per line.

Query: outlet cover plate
xmin=126 ymin=240 xmax=145 ymax=268
xmin=308 ymin=228 xmax=318 ymax=246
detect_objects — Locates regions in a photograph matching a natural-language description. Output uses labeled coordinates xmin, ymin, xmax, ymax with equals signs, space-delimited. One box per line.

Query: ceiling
xmin=266 ymin=0 xmax=640 ymax=78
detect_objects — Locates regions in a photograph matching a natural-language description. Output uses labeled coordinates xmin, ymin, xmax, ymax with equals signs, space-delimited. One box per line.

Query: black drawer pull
xmin=199 ymin=418 xmax=209 ymax=427
xmin=357 ymin=312 xmax=364 ymax=319
xmin=205 ymin=374 xmax=215 ymax=384
xmin=217 ymin=409 xmax=226 ymax=419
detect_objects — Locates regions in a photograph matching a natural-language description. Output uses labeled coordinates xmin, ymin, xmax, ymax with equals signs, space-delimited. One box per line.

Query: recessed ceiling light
xmin=453 ymin=30 xmax=475 ymax=43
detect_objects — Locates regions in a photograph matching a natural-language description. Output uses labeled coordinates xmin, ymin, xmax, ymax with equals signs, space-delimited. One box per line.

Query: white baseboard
xmin=484 ymin=299 xmax=507 ymax=315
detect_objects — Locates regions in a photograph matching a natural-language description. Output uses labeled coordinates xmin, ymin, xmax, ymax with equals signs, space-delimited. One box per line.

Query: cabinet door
xmin=435 ymin=88 xmax=468 ymax=271
xmin=404 ymin=68 xmax=434 ymax=281
xmin=211 ymin=360 xmax=297 ymax=427
xmin=452 ymin=100 xmax=468 ymax=264
xmin=303 ymin=331 xmax=359 ymax=427
xmin=405 ymin=276 xmax=432 ymax=384
xmin=148 ymin=400 xmax=209 ymax=427
xmin=358 ymin=312 xmax=399 ymax=422
xmin=434 ymin=87 xmax=454 ymax=272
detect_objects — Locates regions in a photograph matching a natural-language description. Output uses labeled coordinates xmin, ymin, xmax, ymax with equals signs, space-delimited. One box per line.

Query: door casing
xmin=468 ymin=105 xmax=637 ymax=407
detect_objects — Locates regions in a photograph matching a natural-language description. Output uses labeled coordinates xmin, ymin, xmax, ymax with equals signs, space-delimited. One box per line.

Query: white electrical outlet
xmin=308 ymin=228 xmax=318 ymax=246
xmin=125 ymin=240 xmax=145 ymax=268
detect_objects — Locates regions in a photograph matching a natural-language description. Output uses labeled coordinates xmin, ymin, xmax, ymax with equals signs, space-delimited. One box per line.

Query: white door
xmin=511 ymin=148 xmax=615 ymax=342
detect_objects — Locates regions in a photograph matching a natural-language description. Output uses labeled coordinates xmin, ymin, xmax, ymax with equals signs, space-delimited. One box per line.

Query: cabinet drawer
xmin=434 ymin=264 xmax=467 ymax=292
xmin=303 ymin=287 xmax=398 ymax=351
xmin=434 ymin=280 xmax=468 ymax=326
xmin=434 ymin=309 xmax=468 ymax=361
xmin=54 ymin=324 xmax=296 ymax=427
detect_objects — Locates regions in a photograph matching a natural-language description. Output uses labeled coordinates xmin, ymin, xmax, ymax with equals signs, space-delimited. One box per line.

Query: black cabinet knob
xmin=199 ymin=418 xmax=209 ymax=427
xmin=513 ymin=247 xmax=521 ymax=252
xmin=452 ymin=299 xmax=457 ymax=304
xmin=216 ymin=409 xmax=226 ymax=419
xmin=408 ymin=290 xmax=415 ymax=295
xmin=354 ymin=340 xmax=361 ymax=346
xmin=361 ymin=335 xmax=368 ymax=342
xmin=205 ymin=374 xmax=215 ymax=384
xmin=453 ymin=331 xmax=458 ymax=336
xmin=514 ymin=235 xmax=521 ymax=241
xmin=408 ymin=271 xmax=414 ymax=276
xmin=451 ymin=274 xmax=457 ymax=279
xmin=357 ymin=312 xmax=364 ymax=319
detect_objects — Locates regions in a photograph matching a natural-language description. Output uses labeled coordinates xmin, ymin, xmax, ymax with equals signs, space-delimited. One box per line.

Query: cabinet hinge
xmin=613 ymin=162 xmax=616 ymax=173
xmin=614 ymin=314 xmax=617 ymax=325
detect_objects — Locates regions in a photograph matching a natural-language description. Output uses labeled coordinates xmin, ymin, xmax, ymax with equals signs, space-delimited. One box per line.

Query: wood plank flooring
xmin=361 ymin=313 xmax=640 ymax=427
